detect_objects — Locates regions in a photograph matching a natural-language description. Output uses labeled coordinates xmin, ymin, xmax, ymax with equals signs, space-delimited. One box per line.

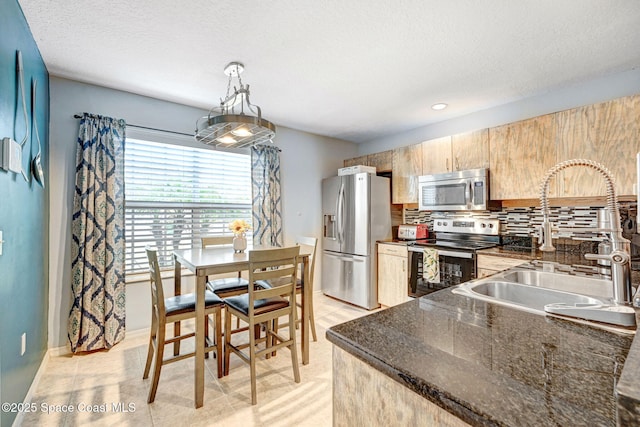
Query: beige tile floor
xmin=19 ymin=294 xmax=377 ymax=427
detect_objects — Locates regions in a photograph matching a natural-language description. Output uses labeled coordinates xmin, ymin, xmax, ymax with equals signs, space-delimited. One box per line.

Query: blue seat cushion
xmin=165 ymin=290 xmax=224 ymax=316
xmin=224 ymin=294 xmax=289 ymax=316
xmin=206 ymin=277 xmax=250 ymax=295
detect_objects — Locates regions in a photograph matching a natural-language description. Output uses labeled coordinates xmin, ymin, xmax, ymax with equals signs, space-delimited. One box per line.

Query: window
xmin=124 ymin=137 xmax=252 ymax=274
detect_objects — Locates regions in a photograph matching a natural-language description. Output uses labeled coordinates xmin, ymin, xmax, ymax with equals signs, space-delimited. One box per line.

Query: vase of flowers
xmin=228 ymin=219 xmax=251 ymax=253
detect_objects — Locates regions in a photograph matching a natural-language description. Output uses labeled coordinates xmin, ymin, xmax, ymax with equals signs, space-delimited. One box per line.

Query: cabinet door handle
xmin=402 ymin=259 xmax=406 ymax=273
xmin=446 ymin=158 xmax=450 ymax=172
xmin=455 ymin=157 xmax=460 ymax=171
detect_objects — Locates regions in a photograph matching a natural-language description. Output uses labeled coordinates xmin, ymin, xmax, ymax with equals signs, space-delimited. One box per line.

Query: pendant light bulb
xmin=216 ymin=135 xmax=237 ymax=144
xmin=231 ymin=126 xmax=253 ymax=137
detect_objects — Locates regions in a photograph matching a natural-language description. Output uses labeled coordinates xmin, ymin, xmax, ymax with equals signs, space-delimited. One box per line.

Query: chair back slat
xmin=248 ymin=246 xmax=300 ymax=316
xmin=201 ymin=236 xmax=234 ymax=247
xmin=145 ymin=247 xmax=165 ymax=314
xmin=254 ymin=265 xmax=297 ymax=281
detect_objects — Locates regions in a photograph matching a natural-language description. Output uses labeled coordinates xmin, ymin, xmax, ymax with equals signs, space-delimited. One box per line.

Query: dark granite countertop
xmin=478 ymin=246 xmax=599 ymax=265
xmin=327 ymin=261 xmax=640 ymax=426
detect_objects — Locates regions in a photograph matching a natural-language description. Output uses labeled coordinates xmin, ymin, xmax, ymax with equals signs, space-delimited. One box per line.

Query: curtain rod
xmin=73 ymin=114 xmax=193 ymax=137
xmin=72 ymin=114 xmax=282 ymax=151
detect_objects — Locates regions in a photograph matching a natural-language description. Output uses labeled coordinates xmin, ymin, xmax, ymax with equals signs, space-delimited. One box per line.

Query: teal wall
xmin=0 ymin=1 xmax=50 ymax=426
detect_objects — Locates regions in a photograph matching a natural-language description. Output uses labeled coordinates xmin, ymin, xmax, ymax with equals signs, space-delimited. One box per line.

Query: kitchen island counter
xmin=327 ymin=283 xmax=637 ymax=426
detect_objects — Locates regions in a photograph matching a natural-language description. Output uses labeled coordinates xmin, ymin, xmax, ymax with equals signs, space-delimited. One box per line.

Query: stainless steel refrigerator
xmin=321 ymin=172 xmax=391 ymax=309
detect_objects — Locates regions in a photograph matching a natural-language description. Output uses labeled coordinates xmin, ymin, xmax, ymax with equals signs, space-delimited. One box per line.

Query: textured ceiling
xmin=17 ymin=0 xmax=640 ymax=143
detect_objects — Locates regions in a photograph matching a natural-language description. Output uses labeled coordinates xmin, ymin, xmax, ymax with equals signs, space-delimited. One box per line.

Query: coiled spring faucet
xmin=538 ymin=159 xmax=632 ymax=305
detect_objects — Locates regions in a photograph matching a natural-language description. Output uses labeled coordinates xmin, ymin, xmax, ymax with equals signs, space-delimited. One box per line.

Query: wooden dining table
xmin=173 ymin=245 xmax=311 ymax=408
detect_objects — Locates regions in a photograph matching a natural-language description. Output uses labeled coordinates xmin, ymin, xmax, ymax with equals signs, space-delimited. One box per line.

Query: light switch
xmin=1 ymin=137 xmax=23 ymax=173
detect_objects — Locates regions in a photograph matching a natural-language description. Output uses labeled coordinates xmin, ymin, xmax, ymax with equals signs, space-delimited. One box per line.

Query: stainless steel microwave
xmin=418 ymin=168 xmax=493 ymax=211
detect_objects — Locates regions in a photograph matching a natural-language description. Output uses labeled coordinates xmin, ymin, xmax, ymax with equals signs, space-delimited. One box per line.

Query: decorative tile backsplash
xmin=405 ymin=202 xmax=638 ymax=245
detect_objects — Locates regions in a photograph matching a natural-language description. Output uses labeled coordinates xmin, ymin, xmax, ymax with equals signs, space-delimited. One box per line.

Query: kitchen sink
xmin=466 ymin=280 xmax=604 ymax=312
xmin=498 ymin=269 xmax=613 ymax=299
xmin=452 ymin=263 xmax=636 ymax=332
xmin=454 ymin=281 xmax=606 ymax=313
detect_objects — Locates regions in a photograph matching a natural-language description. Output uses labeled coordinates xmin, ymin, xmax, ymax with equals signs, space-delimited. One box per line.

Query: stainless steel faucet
xmin=538 ymin=159 xmax=632 ymax=305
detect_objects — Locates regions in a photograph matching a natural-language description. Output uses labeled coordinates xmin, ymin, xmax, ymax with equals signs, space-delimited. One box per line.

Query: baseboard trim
xmin=12 ymin=349 xmax=50 ymax=427
xmin=48 ymin=344 xmax=70 ymax=357
xmin=12 ymin=328 xmax=151 ymax=425
xmin=49 ymin=328 xmax=150 ymax=357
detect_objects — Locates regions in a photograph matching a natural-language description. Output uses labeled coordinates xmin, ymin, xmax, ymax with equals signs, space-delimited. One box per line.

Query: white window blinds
xmin=124 ymin=138 xmax=252 ymax=273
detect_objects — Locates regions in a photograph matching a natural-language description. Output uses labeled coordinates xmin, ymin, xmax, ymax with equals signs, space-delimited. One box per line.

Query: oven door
xmin=408 ymin=247 xmax=476 ymax=297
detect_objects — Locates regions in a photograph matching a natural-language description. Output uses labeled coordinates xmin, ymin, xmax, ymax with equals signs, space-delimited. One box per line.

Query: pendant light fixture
xmin=195 ymin=62 xmax=276 ymax=148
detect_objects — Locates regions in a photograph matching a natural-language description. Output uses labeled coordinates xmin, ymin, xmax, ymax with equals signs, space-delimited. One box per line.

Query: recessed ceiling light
xmin=431 ymin=103 xmax=448 ymax=111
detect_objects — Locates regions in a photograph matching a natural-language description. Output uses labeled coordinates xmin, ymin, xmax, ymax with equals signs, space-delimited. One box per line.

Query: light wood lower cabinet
xmin=377 ymin=243 xmax=408 ymax=307
xmin=333 ymin=346 xmax=470 ymax=427
xmin=477 ymin=254 xmax=527 ymax=278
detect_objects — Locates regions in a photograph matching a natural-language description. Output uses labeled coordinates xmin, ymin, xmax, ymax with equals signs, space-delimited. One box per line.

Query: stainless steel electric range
xmin=407 ymin=218 xmax=501 ymax=298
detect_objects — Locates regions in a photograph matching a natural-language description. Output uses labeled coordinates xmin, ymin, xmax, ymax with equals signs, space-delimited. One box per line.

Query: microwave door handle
xmin=466 ymin=181 xmax=472 ymax=208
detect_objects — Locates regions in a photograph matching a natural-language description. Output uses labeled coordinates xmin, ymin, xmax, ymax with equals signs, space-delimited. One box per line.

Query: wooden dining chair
xmin=270 ymin=236 xmax=318 ymax=349
xmin=294 ymin=236 xmax=318 ymax=341
xmin=201 ymin=236 xmax=250 ymax=297
xmin=223 ymin=246 xmax=301 ymax=405
xmin=143 ymin=247 xmax=224 ymax=403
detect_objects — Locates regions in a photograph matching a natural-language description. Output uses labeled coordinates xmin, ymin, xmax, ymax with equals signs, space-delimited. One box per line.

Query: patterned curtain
xmin=68 ymin=113 xmax=126 ymax=353
xmin=251 ymin=145 xmax=283 ymax=246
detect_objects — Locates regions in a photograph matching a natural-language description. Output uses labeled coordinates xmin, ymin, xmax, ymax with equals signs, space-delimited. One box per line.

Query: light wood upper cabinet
xmin=421 ymin=131 xmax=489 ymax=175
xmin=392 ymin=144 xmax=423 ymax=203
xmin=368 ymin=150 xmax=393 ymax=172
xmin=343 ymin=151 xmax=392 ymax=172
xmin=343 ymin=155 xmax=368 ymax=167
xmin=556 ymin=95 xmax=640 ymax=197
xmin=452 ymin=129 xmax=490 ymax=171
xmin=348 ymin=95 xmax=639 ymax=203
xmin=421 ymin=136 xmax=452 ymax=175
xmin=489 ymin=114 xmax=557 ymax=200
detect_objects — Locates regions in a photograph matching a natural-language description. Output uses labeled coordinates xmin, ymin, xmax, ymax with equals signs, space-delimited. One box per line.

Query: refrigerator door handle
xmin=324 ymin=252 xmax=365 ymax=262
xmin=337 ymin=181 xmax=345 ymax=243
xmin=340 ymin=256 xmax=364 ymax=262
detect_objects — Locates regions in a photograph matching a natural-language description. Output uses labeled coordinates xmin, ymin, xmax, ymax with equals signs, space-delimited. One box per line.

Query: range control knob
xmin=480 ymin=223 xmax=486 ymax=228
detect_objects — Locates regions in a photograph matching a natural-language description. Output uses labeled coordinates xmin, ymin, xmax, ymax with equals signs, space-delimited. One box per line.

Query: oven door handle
xmin=408 ymin=247 xmax=473 ymax=259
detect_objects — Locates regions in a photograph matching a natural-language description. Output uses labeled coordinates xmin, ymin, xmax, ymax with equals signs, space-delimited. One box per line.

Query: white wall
xmin=360 ymin=68 xmax=640 ymax=154
xmin=49 ymin=77 xmax=357 ymax=348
